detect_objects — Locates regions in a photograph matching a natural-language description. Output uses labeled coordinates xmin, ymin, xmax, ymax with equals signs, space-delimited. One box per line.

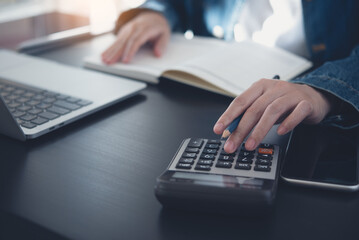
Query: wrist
xmin=318 ymin=90 xmax=344 ymax=115
xmin=114 ymin=8 xmax=165 ymax=34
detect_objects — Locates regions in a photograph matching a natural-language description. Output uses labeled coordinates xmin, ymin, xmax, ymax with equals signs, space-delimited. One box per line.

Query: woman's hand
xmin=213 ymin=78 xmax=333 ymax=153
xmin=102 ymin=11 xmax=170 ymax=64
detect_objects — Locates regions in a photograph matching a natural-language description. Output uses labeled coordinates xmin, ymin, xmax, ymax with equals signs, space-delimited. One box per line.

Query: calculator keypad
xmin=170 ymin=138 xmax=279 ymax=180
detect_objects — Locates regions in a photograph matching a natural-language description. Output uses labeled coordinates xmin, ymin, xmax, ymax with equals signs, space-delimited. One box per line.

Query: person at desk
xmin=102 ymin=0 xmax=359 ymax=153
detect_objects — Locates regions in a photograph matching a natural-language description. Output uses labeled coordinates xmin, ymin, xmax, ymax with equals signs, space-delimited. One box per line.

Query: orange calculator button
xmin=258 ymin=148 xmax=273 ymax=155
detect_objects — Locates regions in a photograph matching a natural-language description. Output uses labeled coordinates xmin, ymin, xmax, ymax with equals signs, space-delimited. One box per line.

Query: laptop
xmin=0 ymin=50 xmax=146 ymax=141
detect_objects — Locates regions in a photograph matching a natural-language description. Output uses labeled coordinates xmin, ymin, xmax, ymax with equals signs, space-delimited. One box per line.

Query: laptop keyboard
xmin=0 ymin=79 xmax=92 ymax=129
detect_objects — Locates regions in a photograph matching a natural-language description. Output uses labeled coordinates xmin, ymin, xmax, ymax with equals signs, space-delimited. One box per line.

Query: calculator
xmin=155 ymin=138 xmax=281 ymax=214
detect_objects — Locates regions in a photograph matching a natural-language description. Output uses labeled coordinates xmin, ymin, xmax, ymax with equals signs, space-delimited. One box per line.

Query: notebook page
xmin=169 ymin=41 xmax=312 ymax=96
xmin=84 ymin=34 xmax=225 ymax=83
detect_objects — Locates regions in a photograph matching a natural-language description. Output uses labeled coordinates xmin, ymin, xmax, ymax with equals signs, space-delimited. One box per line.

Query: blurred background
xmin=0 ymin=0 xmax=301 ymax=54
xmin=0 ymin=0 xmax=145 ymax=50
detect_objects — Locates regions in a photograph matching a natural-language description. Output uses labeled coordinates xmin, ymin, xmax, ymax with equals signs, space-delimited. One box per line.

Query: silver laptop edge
xmin=0 ymin=50 xmax=146 ymax=140
xmin=24 ymin=89 xmax=144 ymax=140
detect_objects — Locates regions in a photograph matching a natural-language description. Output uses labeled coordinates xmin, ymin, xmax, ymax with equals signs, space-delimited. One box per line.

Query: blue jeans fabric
xmin=140 ymin=0 xmax=359 ymax=128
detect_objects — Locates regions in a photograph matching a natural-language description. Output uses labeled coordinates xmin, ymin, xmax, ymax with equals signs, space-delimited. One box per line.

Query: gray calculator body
xmin=155 ymin=138 xmax=281 ymax=215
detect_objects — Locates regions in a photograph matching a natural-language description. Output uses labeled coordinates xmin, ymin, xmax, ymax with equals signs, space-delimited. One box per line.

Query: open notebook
xmin=84 ymin=34 xmax=312 ymax=97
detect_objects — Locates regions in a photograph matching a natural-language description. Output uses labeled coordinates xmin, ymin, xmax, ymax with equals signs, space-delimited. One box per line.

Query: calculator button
xmin=254 ymin=165 xmax=271 ymax=172
xmin=240 ymin=145 xmax=255 ymax=153
xmin=188 ymin=138 xmax=204 ymax=148
xmin=257 ymin=154 xmax=273 ymax=160
xmin=215 ymin=161 xmax=232 ymax=168
xmin=238 ymin=151 xmax=254 ymax=157
xmin=176 ymin=163 xmax=192 ymax=169
xmin=207 ymin=139 xmax=221 ymax=144
xmin=258 ymin=148 xmax=274 ymax=155
xmin=179 ymin=158 xmax=195 ymax=164
xmin=235 ymin=163 xmax=252 ymax=170
xmin=195 ymin=165 xmax=211 ymax=171
xmin=185 ymin=147 xmax=200 ymax=153
xmin=259 ymin=143 xmax=274 ymax=149
xmin=237 ymin=156 xmax=253 ymax=164
xmin=197 ymin=159 xmax=213 ymax=166
xmin=205 ymin=143 xmax=220 ymax=149
xmin=182 ymin=152 xmax=197 ymax=158
xmin=255 ymin=159 xmax=272 ymax=166
xmin=200 ymin=154 xmax=215 ymax=160
xmin=218 ymin=155 xmax=234 ymax=162
xmin=202 ymin=148 xmax=217 ymax=154
xmin=220 ymin=152 xmax=236 ymax=158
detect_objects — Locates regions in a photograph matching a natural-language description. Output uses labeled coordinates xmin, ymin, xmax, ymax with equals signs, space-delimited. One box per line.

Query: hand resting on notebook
xmin=213 ymin=78 xmax=336 ymax=153
xmin=102 ymin=11 xmax=170 ymax=64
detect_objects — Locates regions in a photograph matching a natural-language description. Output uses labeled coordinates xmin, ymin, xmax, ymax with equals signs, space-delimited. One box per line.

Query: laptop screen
xmin=0 ymin=11 xmax=90 ymax=51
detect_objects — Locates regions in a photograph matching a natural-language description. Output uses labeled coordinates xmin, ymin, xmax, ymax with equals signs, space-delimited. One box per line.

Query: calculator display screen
xmin=282 ymin=124 xmax=359 ymax=186
xmin=171 ymin=172 xmax=264 ymax=189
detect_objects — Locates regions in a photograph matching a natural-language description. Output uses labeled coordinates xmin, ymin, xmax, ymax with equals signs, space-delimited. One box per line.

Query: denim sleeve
xmin=290 ymin=44 xmax=359 ymax=129
xmin=140 ymin=0 xmax=179 ymax=30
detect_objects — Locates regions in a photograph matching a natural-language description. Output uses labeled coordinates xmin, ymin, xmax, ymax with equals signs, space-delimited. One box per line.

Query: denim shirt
xmin=140 ymin=0 xmax=359 ymax=128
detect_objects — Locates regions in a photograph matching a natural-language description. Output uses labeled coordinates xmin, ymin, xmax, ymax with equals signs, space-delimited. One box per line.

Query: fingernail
xmin=277 ymin=126 xmax=286 ymax=135
xmin=155 ymin=48 xmax=161 ymax=57
xmin=224 ymin=140 xmax=234 ymax=153
xmin=246 ymin=139 xmax=256 ymax=150
xmin=214 ymin=122 xmax=224 ymax=133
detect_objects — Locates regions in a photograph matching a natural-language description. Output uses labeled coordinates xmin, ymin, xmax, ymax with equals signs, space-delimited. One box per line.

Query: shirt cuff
xmin=290 ymin=73 xmax=359 ymax=129
xmin=140 ymin=1 xmax=178 ymax=30
xmin=114 ymin=1 xmax=178 ymax=34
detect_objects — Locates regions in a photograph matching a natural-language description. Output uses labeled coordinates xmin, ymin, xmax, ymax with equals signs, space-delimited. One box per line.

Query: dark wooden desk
xmin=1 ymin=35 xmax=359 ymax=240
